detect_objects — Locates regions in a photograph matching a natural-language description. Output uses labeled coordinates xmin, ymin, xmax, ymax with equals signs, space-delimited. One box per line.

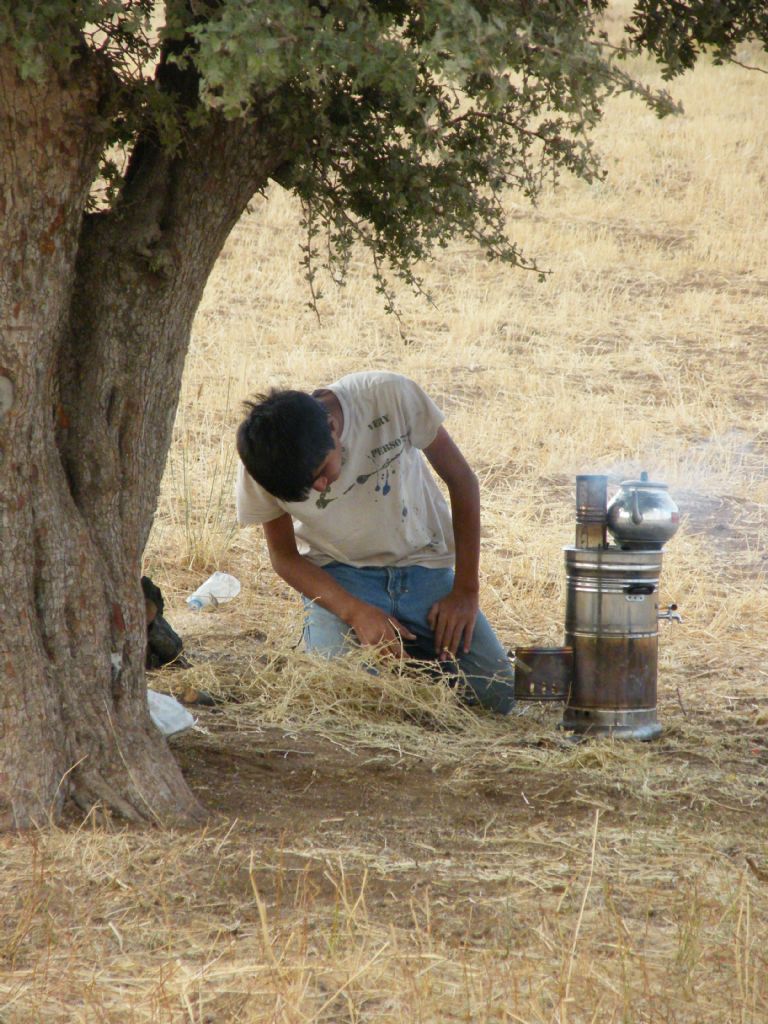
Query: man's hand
xmin=427 ymin=586 xmax=479 ymax=660
xmin=349 ymin=601 xmax=417 ymax=658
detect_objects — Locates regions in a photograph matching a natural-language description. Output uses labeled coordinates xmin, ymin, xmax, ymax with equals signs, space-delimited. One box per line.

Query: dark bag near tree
xmin=141 ymin=576 xmax=187 ymax=670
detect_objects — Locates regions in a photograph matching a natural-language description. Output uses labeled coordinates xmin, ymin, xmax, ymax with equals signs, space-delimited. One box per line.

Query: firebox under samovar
xmin=515 ymin=472 xmax=681 ymax=740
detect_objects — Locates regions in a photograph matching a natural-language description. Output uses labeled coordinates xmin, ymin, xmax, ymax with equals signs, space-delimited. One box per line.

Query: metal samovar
xmin=515 ymin=472 xmax=681 ymax=740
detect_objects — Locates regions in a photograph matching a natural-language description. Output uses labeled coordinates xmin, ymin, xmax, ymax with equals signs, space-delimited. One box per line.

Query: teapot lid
xmin=619 ymin=470 xmax=668 ymax=490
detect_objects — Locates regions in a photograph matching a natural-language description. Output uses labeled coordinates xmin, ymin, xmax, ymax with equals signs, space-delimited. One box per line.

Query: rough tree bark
xmin=0 ymin=51 xmax=286 ymax=828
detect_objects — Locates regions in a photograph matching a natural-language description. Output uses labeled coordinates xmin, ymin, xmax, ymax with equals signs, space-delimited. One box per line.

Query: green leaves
xmin=3 ymin=1 xmax=765 ymax=308
xmin=0 ymin=0 xmax=78 ymax=78
xmin=626 ymin=1 xmax=768 ymax=79
xmin=0 ymin=1 xmax=156 ymax=80
xmin=184 ymin=1 xmax=428 ymax=116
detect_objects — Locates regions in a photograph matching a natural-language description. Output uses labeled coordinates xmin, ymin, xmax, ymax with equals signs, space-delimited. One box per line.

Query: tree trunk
xmin=0 ymin=53 xmax=286 ymax=828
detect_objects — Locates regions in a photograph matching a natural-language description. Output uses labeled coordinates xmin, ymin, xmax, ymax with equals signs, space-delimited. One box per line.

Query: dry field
xmin=3 ymin=23 xmax=768 ymax=1024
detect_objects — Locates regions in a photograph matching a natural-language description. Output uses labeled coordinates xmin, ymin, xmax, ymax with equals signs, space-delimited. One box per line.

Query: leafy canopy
xmin=2 ymin=1 xmax=765 ymax=300
xmin=625 ymin=0 xmax=768 ymax=78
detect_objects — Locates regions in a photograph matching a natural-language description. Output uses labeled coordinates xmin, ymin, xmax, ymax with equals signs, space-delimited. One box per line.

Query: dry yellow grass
xmin=3 ymin=14 xmax=768 ymax=1024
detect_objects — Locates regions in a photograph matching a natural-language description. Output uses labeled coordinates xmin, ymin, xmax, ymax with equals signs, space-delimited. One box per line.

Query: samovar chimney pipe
xmin=574 ymin=474 xmax=608 ymax=549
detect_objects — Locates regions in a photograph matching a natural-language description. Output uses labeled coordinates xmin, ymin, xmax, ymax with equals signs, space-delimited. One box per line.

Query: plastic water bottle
xmin=186 ymin=572 xmax=241 ymax=611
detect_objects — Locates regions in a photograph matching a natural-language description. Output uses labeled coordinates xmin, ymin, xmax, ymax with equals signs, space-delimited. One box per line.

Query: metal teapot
xmin=606 ymin=471 xmax=680 ymax=549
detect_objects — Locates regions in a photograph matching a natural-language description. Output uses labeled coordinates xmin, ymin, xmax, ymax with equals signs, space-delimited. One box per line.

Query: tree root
xmin=71 ymin=768 xmax=152 ymax=824
xmin=70 ymin=761 xmax=208 ymax=827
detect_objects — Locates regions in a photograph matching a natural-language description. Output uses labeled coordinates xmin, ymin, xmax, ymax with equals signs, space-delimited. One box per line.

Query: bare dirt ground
xmin=173 ymin=699 xmax=767 ymax=934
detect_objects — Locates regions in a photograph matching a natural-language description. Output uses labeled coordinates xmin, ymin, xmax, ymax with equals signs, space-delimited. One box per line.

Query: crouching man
xmin=235 ymin=370 xmax=516 ymax=714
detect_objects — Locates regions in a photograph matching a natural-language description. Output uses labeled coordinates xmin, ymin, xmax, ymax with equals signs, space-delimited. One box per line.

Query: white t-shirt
xmin=236 ymin=371 xmax=455 ymax=568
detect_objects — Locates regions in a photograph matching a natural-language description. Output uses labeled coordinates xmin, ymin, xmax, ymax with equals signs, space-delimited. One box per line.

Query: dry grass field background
xmin=2 ymin=12 xmax=768 ymax=1023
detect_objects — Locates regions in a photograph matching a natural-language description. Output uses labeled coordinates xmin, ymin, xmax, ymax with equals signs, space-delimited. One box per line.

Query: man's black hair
xmin=236 ymin=389 xmax=334 ymax=502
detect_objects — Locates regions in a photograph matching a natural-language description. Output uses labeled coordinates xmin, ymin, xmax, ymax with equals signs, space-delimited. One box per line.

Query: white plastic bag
xmin=147 ymin=688 xmax=196 ymax=738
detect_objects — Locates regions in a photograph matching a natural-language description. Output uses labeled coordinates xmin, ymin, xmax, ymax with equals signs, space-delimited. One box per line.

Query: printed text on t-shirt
xmin=369 ymin=433 xmax=408 ymax=460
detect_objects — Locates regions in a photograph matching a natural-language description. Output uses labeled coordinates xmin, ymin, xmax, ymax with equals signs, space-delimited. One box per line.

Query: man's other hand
xmin=427 ymin=587 xmax=479 ymax=660
xmin=349 ymin=602 xmax=417 ymax=658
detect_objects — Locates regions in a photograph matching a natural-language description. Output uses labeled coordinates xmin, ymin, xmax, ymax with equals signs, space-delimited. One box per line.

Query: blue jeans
xmin=301 ymin=563 xmax=516 ymax=714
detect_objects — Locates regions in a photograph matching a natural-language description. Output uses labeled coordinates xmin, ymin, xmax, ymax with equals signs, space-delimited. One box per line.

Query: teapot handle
xmin=631 ymin=488 xmax=643 ymax=525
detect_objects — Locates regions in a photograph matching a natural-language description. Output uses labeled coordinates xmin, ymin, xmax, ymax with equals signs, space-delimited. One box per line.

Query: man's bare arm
xmin=262 ymin=513 xmax=415 ymax=654
xmin=423 ymin=426 xmax=481 ymax=657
